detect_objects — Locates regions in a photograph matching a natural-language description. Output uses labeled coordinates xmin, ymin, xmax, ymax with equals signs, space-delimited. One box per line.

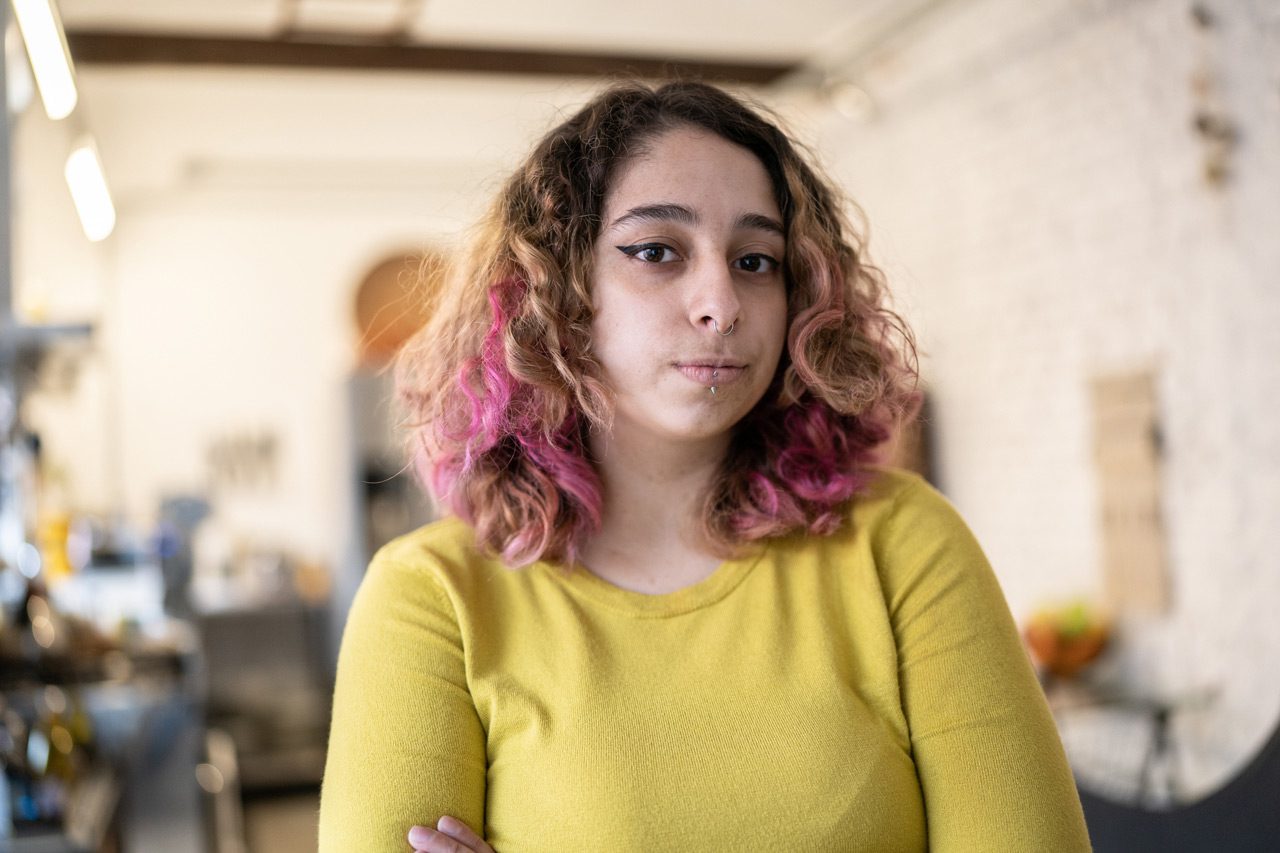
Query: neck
xmin=586 ymin=423 xmax=731 ymax=558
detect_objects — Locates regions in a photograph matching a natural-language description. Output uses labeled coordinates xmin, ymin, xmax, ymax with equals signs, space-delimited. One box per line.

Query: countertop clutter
xmin=0 ymin=480 xmax=208 ymax=853
xmin=0 ymin=415 xmax=334 ymax=851
xmin=0 ymin=560 xmax=199 ymax=845
xmin=0 ymin=612 xmax=203 ymax=852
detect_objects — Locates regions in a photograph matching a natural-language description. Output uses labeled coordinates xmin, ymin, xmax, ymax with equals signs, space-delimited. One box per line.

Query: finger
xmin=437 ymin=816 xmax=494 ymax=852
xmin=407 ymin=824 xmax=473 ymax=853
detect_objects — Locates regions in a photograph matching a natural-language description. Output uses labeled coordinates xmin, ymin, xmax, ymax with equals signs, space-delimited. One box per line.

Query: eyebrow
xmin=606 ymin=203 xmax=784 ymax=237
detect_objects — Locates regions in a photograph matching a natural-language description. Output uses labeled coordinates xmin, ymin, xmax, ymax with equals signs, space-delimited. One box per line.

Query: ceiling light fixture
xmin=5 ymin=21 xmax=35 ymax=114
xmin=64 ymin=139 xmax=115 ymax=242
xmin=10 ymin=0 xmax=78 ymax=120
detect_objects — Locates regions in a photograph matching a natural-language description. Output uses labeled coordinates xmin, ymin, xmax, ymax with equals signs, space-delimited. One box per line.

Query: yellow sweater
xmin=319 ymin=468 xmax=1091 ymax=851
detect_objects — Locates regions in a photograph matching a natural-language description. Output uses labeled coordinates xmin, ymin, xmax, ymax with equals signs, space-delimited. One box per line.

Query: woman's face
xmin=589 ymin=126 xmax=788 ymax=447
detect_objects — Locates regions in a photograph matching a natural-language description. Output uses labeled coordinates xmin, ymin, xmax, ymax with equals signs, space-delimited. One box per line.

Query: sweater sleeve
xmin=875 ymin=477 xmax=1092 ymax=852
xmin=318 ymin=545 xmax=487 ymax=852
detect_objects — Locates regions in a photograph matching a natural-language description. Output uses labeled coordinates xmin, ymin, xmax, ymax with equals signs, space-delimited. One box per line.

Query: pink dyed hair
xmin=395 ymin=80 xmax=919 ymax=567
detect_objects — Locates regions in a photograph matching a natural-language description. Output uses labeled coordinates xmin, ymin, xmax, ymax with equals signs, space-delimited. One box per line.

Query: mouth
xmin=674 ymin=361 xmax=747 ymax=386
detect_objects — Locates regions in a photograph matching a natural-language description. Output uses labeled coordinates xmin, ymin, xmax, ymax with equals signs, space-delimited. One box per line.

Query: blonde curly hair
xmin=395 ymin=80 xmax=919 ymax=568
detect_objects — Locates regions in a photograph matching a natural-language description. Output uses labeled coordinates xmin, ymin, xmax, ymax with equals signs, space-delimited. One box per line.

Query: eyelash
xmin=615 ymin=242 xmax=782 ymax=274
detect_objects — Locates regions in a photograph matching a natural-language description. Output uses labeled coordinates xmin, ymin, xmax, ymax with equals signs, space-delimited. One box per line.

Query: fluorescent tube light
xmin=11 ymin=0 xmax=78 ymax=120
xmin=64 ymin=140 xmax=115 ymax=242
xmin=5 ymin=21 xmax=35 ymax=114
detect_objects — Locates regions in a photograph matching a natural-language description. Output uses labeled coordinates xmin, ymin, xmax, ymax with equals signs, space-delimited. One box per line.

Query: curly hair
xmin=394 ymin=79 xmax=919 ymax=568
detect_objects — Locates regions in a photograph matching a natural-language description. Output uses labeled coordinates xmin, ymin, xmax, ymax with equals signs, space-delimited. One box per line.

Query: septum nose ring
xmin=711 ymin=319 xmax=736 ymax=337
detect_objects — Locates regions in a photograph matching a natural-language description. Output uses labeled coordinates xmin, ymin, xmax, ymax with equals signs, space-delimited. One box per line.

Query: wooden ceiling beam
xmin=64 ymin=30 xmax=797 ymax=85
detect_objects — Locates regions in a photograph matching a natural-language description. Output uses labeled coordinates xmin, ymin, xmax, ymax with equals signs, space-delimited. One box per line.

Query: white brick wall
xmin=793 ymin=0 xmax=1280 ymax=800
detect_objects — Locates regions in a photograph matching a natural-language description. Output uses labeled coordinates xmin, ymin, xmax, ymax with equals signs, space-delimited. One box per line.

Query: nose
xmin=687 ymin=258 xmax=741 ymax=337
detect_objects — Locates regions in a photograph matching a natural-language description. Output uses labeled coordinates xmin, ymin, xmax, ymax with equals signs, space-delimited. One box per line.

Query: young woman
xmin=318 ymin=81 xmax=1092 ymax=852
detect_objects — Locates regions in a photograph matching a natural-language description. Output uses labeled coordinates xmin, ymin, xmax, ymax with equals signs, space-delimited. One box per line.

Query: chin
xmin=630 ymin=396 xmax=761 ymax=443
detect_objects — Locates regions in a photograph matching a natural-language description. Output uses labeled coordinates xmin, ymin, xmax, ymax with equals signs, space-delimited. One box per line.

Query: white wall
xmin=794 ymin=0 xmax=1279 ymax=800
xmin=14 ymin=69 xmax=602 ymax=602
xmin=10 ymin=88 xmax=116 ymax=523
xmin=10 ymin=101 xmax=106 ymax=321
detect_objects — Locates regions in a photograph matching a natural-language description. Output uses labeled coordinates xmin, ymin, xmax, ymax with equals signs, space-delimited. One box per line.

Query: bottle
xmin=36 ymin=463 xmax=74 ymax=586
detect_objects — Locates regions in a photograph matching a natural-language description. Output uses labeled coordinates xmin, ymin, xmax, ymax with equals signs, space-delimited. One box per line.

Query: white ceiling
xmin=57 ymin=0 xmax=907 ymax=62
xmin=28 ymin=1 xmax=934 ymax=222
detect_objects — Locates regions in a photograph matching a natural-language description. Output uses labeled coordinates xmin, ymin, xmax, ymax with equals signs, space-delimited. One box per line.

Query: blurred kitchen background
xmin=1 ymin=0 xmax=1277 ymax=851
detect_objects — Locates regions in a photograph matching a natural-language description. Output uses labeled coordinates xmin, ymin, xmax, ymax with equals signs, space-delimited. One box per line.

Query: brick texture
xmin=795 ymin=0 xmax=1280 ymax=801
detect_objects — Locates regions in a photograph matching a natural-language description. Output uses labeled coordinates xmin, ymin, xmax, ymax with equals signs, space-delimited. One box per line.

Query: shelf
xmin=0 ymin=321 xmax=95 ymax=364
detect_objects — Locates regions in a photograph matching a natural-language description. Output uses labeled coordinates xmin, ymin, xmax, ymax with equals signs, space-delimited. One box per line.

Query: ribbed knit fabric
xmin=318 ymin=468 xmax=1092 ymax=851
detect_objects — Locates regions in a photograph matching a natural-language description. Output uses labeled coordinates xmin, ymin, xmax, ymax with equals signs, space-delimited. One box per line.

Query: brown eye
xmin=734 ymin=253 xmax=780 ymax=274
xmin=617 ymin=243 xmax=680 ymax=263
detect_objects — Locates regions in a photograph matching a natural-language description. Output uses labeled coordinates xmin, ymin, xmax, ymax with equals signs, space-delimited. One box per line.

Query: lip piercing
xmin=710 ymin=369 xmax=719 ymax=396
xmin=711 ymin=319 xmax=736 ymax=337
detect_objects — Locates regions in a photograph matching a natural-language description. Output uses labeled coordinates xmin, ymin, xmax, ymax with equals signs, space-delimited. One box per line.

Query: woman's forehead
xmin=601 ymin=127 xmax=781 ymax=225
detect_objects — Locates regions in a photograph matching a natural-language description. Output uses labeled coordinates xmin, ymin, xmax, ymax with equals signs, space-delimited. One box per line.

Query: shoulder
xmin=847 ymin=466 xmax=968 ymax=542
xmin=372 ymin=515 xmax=485 ymax=575
xmin=770 ymin=466 xmax=964 ymax=561
xmin=353 ymin=515 xmax=498 ymax=610
xmin=361 ymin=515 xmax=527 ymax=617
xmin=845 ymin=467 xmax=1000 ymax=612
xmin=851 ymin=465 xmax=930 ymax=509
xmin=772 ymin=467 xmax=978 ymax=583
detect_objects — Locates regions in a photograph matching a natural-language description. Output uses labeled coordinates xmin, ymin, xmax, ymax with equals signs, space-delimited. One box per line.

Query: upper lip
xmin=675 ymin=358 xmax=746 ymax=368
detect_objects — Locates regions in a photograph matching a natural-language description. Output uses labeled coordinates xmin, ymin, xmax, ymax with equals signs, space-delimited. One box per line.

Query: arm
xmin=318 ymin=546 xmax=487 ymax=852
xmin=877 ymin=479 xmax=1092 ymax=852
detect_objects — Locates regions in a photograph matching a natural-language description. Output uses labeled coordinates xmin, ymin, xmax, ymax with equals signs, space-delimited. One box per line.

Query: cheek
xmin=756 ymin=290 xmax=790 ymax=359
xmin=591 ymin=279 xmax=667 ymax=356
xmin=589 ymin=301 xmax=651 ymax=376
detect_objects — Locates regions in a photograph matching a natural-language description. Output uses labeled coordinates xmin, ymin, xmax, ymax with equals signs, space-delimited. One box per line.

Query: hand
xmin=407 ymin=816 xmax=495 ymax=852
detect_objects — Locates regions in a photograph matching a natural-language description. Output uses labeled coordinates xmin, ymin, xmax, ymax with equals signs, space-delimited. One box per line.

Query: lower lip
xmin=676 ymin=364 xmax=746 ymax=386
